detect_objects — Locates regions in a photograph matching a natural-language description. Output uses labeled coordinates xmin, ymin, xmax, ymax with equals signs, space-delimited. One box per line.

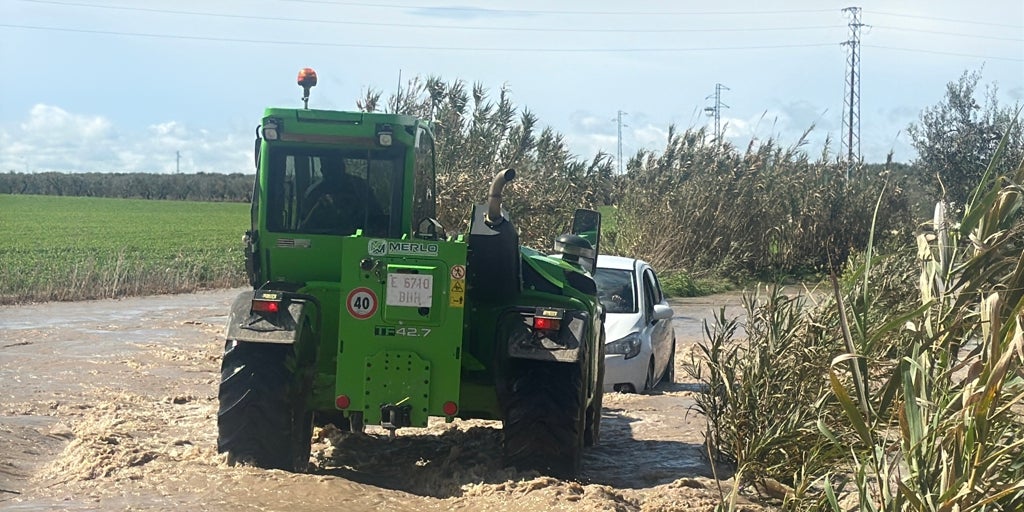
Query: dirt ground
xmin=0 ymin=288 xmax=773 ymax=511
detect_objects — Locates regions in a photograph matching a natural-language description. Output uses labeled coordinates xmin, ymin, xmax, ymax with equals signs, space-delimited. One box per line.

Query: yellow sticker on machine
xmin=449 ymin=279 xmax=465 ymax=308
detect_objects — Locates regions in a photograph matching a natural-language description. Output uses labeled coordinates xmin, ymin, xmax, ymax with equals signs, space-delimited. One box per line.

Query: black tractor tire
xmin=217 ymin=341 xmax=313 ymax=472
xmin=502 ymin=360 xmax=586 ymax=479
xmin=314 ymin=411 xmax=353 ymax=432
xmin=584 ymin=338 xmax=605 ymax=447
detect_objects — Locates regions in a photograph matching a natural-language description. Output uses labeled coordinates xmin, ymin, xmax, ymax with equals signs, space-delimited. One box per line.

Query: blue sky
xmin=1 ymin=0 xmax=1021 ymax=174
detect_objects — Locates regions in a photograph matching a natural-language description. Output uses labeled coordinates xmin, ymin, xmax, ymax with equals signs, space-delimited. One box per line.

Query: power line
xmin=863 ymin=44 xmax=1024 ymax=62
xmin=872 ymin=25 xmax=1024 ymax=43
xmin=6 ymin=22 xmax=1019 ymax=61
xmin=0 ymin=24 xmax=840 ymax=53
xmin=17 ymin=0 xmax=844 ymax=34
xmin=25 ymin=0 xmax=1023 ymax=43
xmin=276 ymin=0 xmax=838 ymax=17
xmin=9 ymin=22 xmax=1020 ymax=61
xmin=872 ymin=10 xmax=1023 ymax=29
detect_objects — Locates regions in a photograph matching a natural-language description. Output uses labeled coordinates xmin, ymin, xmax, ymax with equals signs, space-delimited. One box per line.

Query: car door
xmin=643 ymin=267 xmax=672 ymax=377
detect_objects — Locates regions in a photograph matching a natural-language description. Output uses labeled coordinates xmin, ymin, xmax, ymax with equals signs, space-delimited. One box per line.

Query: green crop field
xmin=0 ymin=195 xmax=249 ymax=304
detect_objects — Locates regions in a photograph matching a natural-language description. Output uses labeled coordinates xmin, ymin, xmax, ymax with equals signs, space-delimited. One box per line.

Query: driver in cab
xmin=301 ymin=160 xmax=371 ymax=235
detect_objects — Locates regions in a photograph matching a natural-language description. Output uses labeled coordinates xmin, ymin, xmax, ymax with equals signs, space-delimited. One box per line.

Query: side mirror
xmin=570 ymin=208 xmax=601 ymax=269
xmin=253 ymin=126 xmax=262 ymax=170
xmin=415 ymin=218 xmax=446 ymax=241
xmin=554 ymin=234 xmax=596 ymax=273
xmin=652 ymin=304 xmax=674 ymax=321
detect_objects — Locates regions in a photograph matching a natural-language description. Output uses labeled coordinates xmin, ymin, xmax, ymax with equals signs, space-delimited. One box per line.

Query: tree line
xmin=0 ymin=171 xmax=254 ymax=202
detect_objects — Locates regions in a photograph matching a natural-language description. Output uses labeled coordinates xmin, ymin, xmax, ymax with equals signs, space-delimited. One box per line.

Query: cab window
xmin=265 ymin=146 xmax=404 ymax=237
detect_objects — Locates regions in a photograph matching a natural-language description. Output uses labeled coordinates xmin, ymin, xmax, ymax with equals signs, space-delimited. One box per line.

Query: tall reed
xmin=611 ymin=128 xmax=913 ymax=279
xmin=686 ymin=131 xmax=1024 ymax=510
xmin=820 ymin=128 xmax=1024 ymax=511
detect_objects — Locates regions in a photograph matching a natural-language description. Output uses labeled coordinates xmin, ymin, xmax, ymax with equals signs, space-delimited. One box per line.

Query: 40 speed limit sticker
xmin=346 ymin=287 xmax=378 ymax=320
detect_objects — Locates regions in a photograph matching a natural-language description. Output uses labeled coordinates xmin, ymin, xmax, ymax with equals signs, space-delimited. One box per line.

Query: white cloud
xmin=0 ymin=104 xmax=119 ymax=171
xmin=563 ymin=100 xmax=913 ymax=168
xmin=0 ymin=104 xmax=250 ymax=173
xmin=564 ymin=132 xmax=616 ymax=160
xmin=149 ymin=121 xmax=187 ymax=138
xmin=21 ymin=104 xmax=113 ymax=141
xmin=631 ymin=124 xmax=669 ymax=149
xmin=717 ymin=109 xmax=838 ymax=157
xmin=720 ymin=117 xmax=752 ymax=138
xmin=568 ymin=110 xmax=616 ymax=134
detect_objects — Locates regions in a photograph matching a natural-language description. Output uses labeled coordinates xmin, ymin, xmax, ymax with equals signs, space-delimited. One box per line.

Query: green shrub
xmin=659 ymin=270 xmax=733 ymax=298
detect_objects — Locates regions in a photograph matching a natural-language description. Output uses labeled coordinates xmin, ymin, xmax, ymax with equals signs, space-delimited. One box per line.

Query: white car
xmin=594 ymin=255 xmax=676 ymax=393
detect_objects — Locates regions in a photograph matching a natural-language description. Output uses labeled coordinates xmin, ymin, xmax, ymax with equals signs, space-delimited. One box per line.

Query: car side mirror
xmin=652 ymin=304 xmax=673 ymax=322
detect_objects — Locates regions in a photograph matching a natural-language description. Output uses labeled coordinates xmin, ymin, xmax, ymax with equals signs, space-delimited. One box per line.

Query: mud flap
xmin=503 ymin=308 xmax=588 ymax=363
xmin=224 ymin=290 xmax=311 ymax=344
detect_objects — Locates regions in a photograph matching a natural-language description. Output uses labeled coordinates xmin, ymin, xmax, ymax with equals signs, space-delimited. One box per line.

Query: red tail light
xmin=251 ymin=299 xmax=280 ymax=314
xmin=533 ymin=316 xmax=560 ymax=331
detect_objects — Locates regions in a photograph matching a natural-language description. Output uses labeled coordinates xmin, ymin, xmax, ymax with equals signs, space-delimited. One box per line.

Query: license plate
xmin=386 ymin=274 xmax=434 ymax=307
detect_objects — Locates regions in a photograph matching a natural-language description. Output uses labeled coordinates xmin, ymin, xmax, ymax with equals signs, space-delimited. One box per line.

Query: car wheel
xmin=663 ymin=339 xmax=676 ymax=386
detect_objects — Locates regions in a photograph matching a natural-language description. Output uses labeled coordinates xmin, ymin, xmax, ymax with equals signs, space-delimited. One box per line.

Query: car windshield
xmin=594 ymin=267 xmax=637 ymax=314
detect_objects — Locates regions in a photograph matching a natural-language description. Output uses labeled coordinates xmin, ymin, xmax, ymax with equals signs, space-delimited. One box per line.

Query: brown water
xmin=0 ymin=289 xmax=772 ymax=511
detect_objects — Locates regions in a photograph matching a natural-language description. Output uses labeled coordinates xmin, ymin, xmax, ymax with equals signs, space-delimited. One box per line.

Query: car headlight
xmin=606 ymin=332 xmax=641 ymax=359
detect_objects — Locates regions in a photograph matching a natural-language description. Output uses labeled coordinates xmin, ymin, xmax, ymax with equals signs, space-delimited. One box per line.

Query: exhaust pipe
xmin=486 ymin=168 xmax=516 ymax=225
xmin=468 ymin=168 xmax=521 ymax=302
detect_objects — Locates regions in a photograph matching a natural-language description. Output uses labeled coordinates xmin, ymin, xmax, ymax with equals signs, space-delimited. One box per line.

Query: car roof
xmin=595 ymin=254 xmax=646 ymax=271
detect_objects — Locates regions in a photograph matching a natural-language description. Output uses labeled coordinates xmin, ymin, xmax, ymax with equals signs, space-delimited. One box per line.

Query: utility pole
xmin=841 ymin=6 xmax=864 ymax=178
xmin=176 ymin=150 xmax=181 ymax=174
xmin=703 ymin=83 xmax=730 ymax=142
xmin=613 ymin=110 xmax=628 ymax=174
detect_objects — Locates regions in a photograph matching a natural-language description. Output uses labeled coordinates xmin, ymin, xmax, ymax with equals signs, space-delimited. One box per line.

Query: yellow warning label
xmin=449 ymin=279 xmax=465 ymax=308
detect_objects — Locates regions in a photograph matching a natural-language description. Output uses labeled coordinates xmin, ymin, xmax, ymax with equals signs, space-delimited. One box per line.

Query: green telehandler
xmin=217 ymin=68 xmax=605 ymax=478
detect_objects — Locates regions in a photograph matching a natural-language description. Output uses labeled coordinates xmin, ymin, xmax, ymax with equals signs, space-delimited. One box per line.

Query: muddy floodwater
xmin=1 ymin=288 xmax=772 ymax=511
